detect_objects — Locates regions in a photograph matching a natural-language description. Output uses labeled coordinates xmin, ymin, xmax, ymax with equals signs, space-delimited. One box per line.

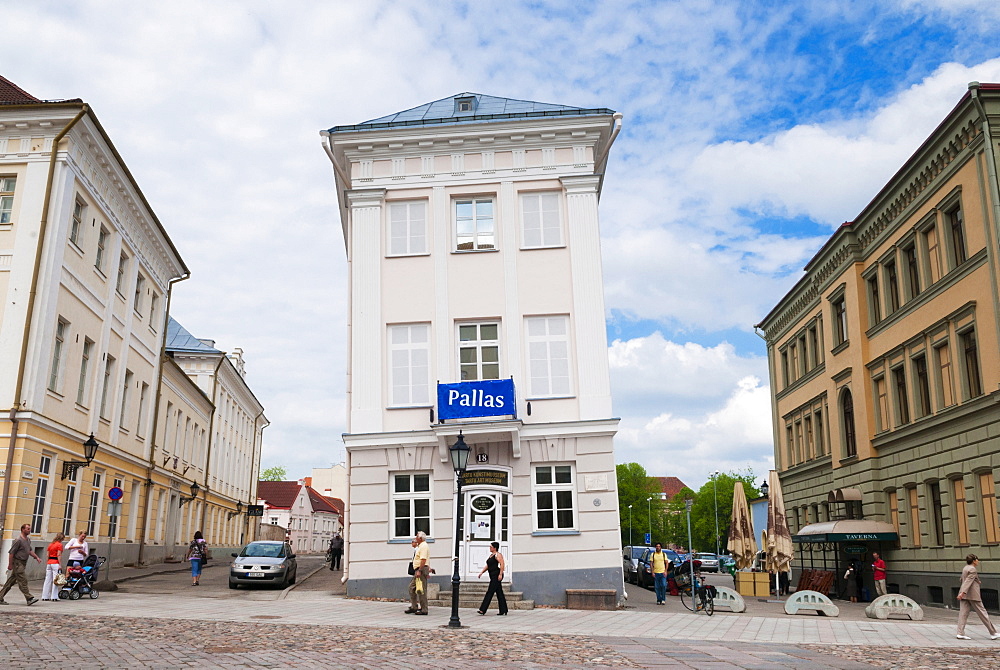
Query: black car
xmin=636 ymin=548 xmax=679 ymax=589
xmin=229 ymin=540 xmax=298 ymax=589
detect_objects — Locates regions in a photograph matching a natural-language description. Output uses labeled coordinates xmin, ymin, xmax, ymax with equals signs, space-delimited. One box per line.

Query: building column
xmin=561 ymin=176 xmax=612 ymax=419
xmin=347 ymin=189 xmax=387 ymax=434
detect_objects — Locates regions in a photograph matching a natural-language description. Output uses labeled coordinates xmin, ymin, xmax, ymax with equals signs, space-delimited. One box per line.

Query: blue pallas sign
xmin=437 ymin=379 xmax=516 ymax=421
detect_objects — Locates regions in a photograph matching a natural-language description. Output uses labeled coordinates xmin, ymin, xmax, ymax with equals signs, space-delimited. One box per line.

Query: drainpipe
xmin=199 ymin=354 xmax=226 ymax=532
xmin=136 ymin=272 xmax=189 ymax=566
xmin=1 ymin=105 xmax=88 ymax=542
xmin=593 ymin=112 xmax=624 ymax=171
xmin=246 ymin=409 xmax=267 ymax=543
xmin=341 ymin=451 xmax=350 ymax=585
xmin=968 ymin=82 xmax=1000 ymax=358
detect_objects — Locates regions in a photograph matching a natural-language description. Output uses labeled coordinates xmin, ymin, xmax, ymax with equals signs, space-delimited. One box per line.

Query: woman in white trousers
xmin=41 ymin=532 xmax=66 ymax=601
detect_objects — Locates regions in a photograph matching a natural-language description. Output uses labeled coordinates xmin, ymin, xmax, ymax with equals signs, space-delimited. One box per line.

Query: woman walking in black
xmin=476 ymin=541 xmax=508 ymax=615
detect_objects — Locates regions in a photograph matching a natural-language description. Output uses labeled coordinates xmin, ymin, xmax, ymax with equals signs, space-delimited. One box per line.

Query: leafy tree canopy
xmin=260 ymin=465 xmax=288 ymax=481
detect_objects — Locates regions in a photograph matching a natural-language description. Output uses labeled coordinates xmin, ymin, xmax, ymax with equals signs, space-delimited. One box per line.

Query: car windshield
xmin=240 ymin=543 xmax=284 ymax=558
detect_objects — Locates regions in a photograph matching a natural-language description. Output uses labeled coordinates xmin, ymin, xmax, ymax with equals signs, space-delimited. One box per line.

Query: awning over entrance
xmin=792 ymin=519 xmax=898 ymax=543
xmin=827 ymin=487 xmax=863 ymax=502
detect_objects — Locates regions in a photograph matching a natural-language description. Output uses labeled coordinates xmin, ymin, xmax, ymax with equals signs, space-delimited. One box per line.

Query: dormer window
xmin=455 ymin=96 xmax=476 ymax=113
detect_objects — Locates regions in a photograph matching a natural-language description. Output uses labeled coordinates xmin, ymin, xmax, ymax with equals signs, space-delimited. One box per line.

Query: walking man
xmin=956 ymin=554 xmax=1000 ymax=640
xmin=405 ymin=531 xmax=430 ymax=615
xmin=651 ymin=543 xmax=668 ymax=605
xmin=0 ymin=524 xmax=41 ymax=606
xmin=872 ymin=552 xmax=887 ymax=597
xmin=329 ymin=533 xmax=344 ymax=571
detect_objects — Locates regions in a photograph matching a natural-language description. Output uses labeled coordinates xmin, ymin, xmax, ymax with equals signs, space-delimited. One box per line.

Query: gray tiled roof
xmin=326 ymin=92 xmax=614 ymax=133
xmin=166 ymin=317 xmax=221 ymax=354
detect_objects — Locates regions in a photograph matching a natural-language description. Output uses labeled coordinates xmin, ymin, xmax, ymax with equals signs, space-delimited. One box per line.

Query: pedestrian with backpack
xmin=184 ymin=531 xmax=209 ymax=586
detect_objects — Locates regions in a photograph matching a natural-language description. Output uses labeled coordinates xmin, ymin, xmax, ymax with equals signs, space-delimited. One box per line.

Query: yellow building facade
xmin=757 ymin=83 xmax=1000 ymax=608
xmin=0 ymin=76 xmax=265 ymax=575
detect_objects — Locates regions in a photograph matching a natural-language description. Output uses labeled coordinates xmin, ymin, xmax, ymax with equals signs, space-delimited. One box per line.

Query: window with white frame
xmin=95 ymin=226 xmax=108 ymax=273
xmin=99 ymin=355 xmax=115 ymax=419
xmin=520 ymin=192 xmax=562 ymax=248
xmin=525 ymin=316 xmax=571 ymax=397
xmin=454 ymin=198 xmax=494 ymax=251
xmin=76 ymin=337 xmax=93 ymax=406
xmin=389 ymin=324 xmax=430 ymax=406
xmin=134 ymin=273 xmax=146 ymax=315
xmin=534 ymin=464 xmax=576 ymax=530
xmin=119 ymin=369 xmax=133 ymax=429
xmin=149 ymin=293 xmax=160 ymax=331
xmin=87 ymin=471 xmax=102 ymax=538
xmin=0 ymin=176 xmax=16 ymax=223
xmin=49 ymin=318 xmax=68 ymax=392
xmin=391 ymin=472 xmax=431 ymax=538
xmin=70 ymin=197 xmax=85 ymax=247
xmin=62 ymin=470 xmax=77 ymax=537
xmin=388 ymin=201 xmax=427 ymax=256
xmin=136 ymin=382 xmax=149 ymax=436
xmin=459 ymin=322 xmax=499 ymax=380
xmin=31 ymin=455 xmax=51 ymax=534
xmin=115 ymin=252 xmax=129 ymax=295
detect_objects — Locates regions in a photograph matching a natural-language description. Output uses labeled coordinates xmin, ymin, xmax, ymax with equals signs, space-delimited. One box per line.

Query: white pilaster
xmin=561 ymin=175 xmax=613 ymax=419
xmin=347 ymin=188 xmax=386 ymax=433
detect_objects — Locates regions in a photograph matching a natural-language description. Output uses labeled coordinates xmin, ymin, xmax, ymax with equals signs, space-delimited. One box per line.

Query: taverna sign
xmin=437 ymin=379 xmax=516 ymax=421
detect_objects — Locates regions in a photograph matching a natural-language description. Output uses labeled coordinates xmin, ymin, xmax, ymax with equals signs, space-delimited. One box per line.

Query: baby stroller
xmin=58 ymin=554 xmax=106 ymax=600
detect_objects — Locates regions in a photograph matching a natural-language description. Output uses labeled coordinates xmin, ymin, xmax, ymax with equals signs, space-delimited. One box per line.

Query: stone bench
xmin=784 ymin=589 xmax=839 ymax=617
xmin=566 ymin=588 xmax=617 ymax=610
xmin=712 ymin=586 xmax=746 ymax=613
xmin=865 ymin=594 xmax=924 ymax=620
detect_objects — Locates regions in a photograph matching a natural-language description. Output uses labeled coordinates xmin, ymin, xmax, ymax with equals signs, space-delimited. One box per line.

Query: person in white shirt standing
xmin=65 ymin=531 xmax=89 ymax=567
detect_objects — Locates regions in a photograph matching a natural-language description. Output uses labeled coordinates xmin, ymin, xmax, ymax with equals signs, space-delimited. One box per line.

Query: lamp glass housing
xmin=449 ymin=433 xmax=470 ymax=473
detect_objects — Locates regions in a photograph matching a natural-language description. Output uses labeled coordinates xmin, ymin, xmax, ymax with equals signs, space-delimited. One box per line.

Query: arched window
xmin=841 ymin=388 xmax=857 ymax=458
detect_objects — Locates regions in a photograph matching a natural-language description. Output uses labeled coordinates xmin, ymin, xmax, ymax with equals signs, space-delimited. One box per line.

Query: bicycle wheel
xmin=704 ymin=593 xmax=714 ymax=616
xmin=680 ymin=586 xmax=694 ymax=611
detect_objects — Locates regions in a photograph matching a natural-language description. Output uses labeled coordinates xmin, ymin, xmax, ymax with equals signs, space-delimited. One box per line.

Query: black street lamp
xmin=178 ymin=481 xmax=201 ymax=507
xmin=447 ymin=432 xmax=471 ymax=629
xmin=227 ymin=500 xmax=244 ymax=520
xmin=61 ymin=433 xmax=99 ymax=480
xmin=760 ymin=479 xmax=769 ymax=499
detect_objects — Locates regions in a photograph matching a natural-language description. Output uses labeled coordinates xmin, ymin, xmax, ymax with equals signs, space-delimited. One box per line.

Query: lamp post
xmin=685 ymin=498 xmax=696 ymax=613
xmin=448 ymin=432 xmax=471 ymax=629
xmin=628 ymin=504 xmax=633 ymax=546
xmin=711 ymin=471 xmax=720 ymax=558
xmin=647 ymin=496 xmax=653 ymax=545
xmin=760 ymin=479 xmax=769 ymax=499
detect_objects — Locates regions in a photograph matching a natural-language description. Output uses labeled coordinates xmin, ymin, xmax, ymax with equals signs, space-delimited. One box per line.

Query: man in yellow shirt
xmin=651 ymin=543 xmax=668 ymax=605
xmin=406 ymin=531 xmax=431 ymax=615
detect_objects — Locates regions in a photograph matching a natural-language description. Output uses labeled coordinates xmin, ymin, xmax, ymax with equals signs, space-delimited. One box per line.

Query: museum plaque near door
xmin=461 ymin=469 xmax=509 ymax=488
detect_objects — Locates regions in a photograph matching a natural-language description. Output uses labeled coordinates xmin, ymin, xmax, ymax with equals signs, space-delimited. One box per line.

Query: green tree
xmin=616 ymin=463 xmax=664 ymax=546
xmin=689 ymin=469 xmax=759 ymax=555
xmin=663 ymin=486 xmax=697 ymax=550
xmin=260 ymin=465 xmax=288 ymax=481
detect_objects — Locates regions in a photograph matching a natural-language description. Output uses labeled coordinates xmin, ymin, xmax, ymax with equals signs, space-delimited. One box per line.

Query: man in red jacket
xmin=872 ymin=552 xmax=887 ymax=597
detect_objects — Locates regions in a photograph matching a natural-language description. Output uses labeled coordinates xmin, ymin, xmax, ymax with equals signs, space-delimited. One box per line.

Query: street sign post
xmin=105 ymin=491 xmax=124 ymax=584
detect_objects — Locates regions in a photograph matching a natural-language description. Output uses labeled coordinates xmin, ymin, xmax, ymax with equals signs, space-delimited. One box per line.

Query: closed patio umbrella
xmin=765 ymin=470 xmax=794 ymax=573
xmin=728 ymin=481 xmax=757 ymax=569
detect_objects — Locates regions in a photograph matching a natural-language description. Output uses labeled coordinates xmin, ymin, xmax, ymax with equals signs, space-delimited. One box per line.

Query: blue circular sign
xmin=108 ymin=486 xmax=124 ymax=501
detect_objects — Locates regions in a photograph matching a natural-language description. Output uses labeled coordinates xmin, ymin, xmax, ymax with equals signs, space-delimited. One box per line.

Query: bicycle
xmin=677 ymin=572 xmax=715 ymax=615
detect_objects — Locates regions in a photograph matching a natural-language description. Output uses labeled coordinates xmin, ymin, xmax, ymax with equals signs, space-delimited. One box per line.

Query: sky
xmin=4 ymin=0 xmax=1000 ymax=490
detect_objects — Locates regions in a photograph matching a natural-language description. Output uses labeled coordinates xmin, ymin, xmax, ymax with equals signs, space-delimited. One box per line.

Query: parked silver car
xmin=622 ymin=545 xmax=650 ymax=584
xmin=693 ymin=552 xmax=720 ymax=572
xmin=229 ymin=540 xmax=298 ymax=589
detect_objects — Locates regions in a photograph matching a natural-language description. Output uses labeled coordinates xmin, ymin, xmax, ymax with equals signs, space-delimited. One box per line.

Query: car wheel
xmin=289 ymin=569 xmax=296 ymax=585
xmin=228 ymin=580 xmax=238 ymax=590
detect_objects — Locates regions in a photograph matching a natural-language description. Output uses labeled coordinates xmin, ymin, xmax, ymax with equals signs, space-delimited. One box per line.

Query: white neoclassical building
xmin=322 ymin=93 xmax=624 ymax=606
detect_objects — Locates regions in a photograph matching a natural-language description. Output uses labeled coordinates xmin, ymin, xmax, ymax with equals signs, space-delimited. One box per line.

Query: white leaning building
xmin=321 ymin=93 xmax=623 ymax=605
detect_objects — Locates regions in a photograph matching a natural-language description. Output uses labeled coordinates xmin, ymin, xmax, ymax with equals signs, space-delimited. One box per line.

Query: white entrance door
xmin=460 ymin=490 xmax=510 ymax=580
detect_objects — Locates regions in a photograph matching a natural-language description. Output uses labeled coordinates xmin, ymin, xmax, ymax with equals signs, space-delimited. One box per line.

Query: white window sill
xmin=520 ymin=244 xmax=566 ymax=251
xmin=531 ymin=530 xmax=580 ymax=536
xmin=386 ymin=252 xmax=431 ymax=259
xmin=388 ymin=538 xmax=436 ymax=544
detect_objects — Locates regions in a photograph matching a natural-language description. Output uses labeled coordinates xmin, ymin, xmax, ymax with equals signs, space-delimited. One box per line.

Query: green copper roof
xmin=326 ymin=92 xmax=614 ymax=134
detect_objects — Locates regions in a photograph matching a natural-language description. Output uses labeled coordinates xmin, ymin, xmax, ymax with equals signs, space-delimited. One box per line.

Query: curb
xmin=112 ymin=563 xmax=212 ymax=585
xmin=277 ymin=562 xmax=330 ymax=600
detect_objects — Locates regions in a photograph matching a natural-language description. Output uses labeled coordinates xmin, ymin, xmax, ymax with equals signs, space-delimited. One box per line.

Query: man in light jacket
xmin=956 ymin=554 xmax=1000 ymax=640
